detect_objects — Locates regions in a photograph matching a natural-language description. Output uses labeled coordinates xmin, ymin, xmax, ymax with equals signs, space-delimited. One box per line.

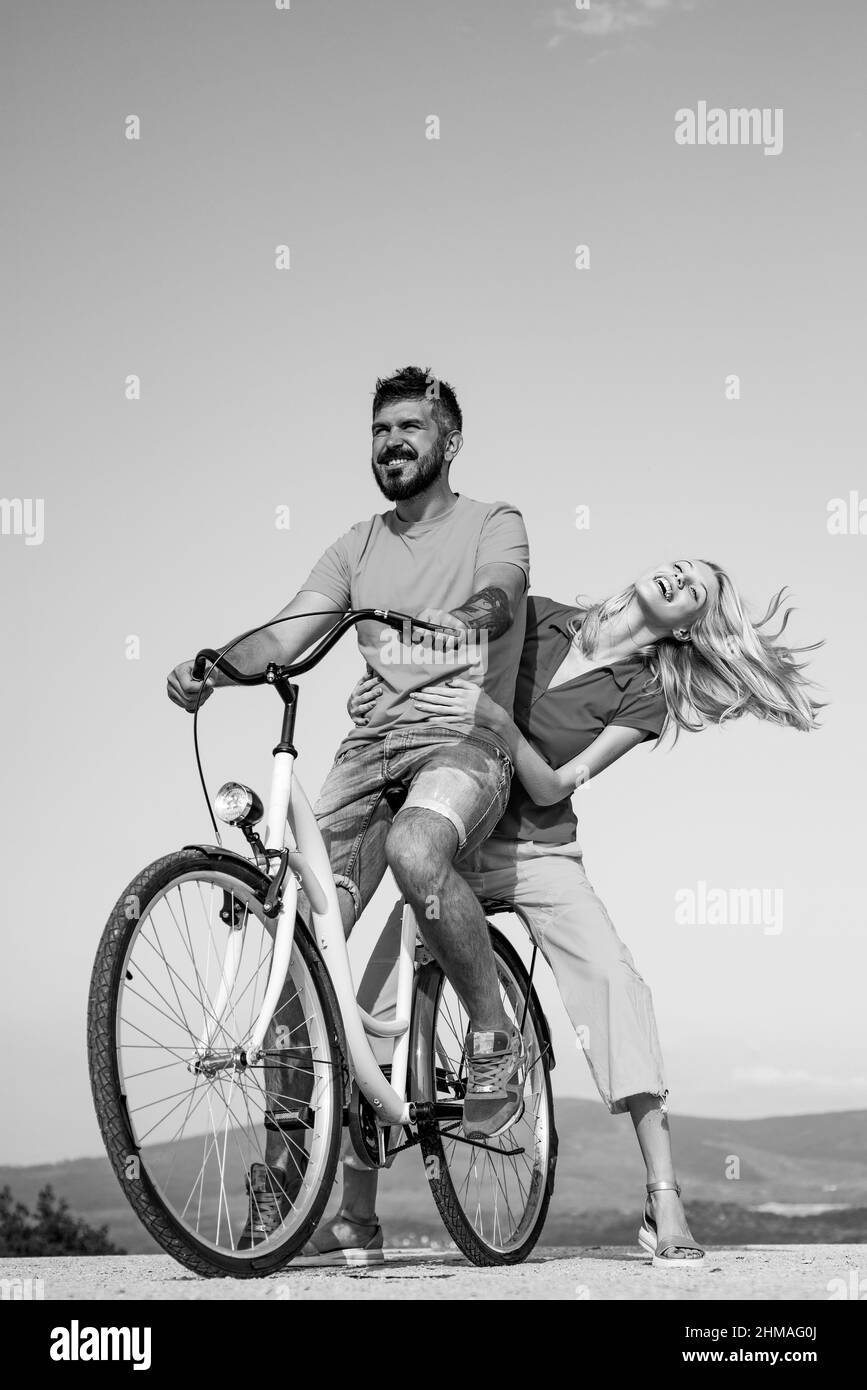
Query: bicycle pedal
xmin=264 ymin=1106 xmax=314 ymax=1132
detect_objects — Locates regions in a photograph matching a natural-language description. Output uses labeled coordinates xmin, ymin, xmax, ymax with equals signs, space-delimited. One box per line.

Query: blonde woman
xmin=298 ymin=558 xmax=821 ymax=1268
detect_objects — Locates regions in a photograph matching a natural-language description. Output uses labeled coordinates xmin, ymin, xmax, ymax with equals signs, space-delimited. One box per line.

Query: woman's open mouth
xmin=654 ymin=575 xmax=674 ymax=602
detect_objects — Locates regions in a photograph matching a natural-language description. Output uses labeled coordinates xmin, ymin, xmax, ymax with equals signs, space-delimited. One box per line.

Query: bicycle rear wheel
xmin=410 ymin=925 xmax=558 ymax=1266
xmin=87 ymin=848 xmax=343 ymax=1277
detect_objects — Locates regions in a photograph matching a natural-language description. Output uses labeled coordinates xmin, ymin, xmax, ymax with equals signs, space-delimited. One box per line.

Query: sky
xmin=2 ymin=0 xmax=866 ymax=1163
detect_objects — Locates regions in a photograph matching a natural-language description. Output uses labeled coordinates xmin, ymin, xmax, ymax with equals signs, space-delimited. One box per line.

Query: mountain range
xmin=2 ymin=1102 xmax=865 ymax=1252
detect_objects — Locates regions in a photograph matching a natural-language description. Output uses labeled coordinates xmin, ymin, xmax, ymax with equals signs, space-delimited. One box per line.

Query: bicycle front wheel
xmin=410 ymin=925 xmax=558 ymax=1266
xmin=87 ymin=848 xmax=344 ymax=1277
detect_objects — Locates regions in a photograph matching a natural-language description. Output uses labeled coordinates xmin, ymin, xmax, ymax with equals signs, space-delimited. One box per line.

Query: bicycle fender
xmin=181 ymin=843 xmax=271 ymax=892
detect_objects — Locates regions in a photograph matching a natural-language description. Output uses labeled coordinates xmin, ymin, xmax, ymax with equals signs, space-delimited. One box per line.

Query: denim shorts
xmin=310 ymin=724 xmax=512 ymax=924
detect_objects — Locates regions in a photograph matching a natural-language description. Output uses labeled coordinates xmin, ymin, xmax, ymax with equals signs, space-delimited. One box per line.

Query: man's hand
xmin=409 ymin=607 xmax=469 ymax=654
xmin=167 ymin=660 xmax=216 ymax=713
xmin=165 ymin=592 xmax=343 ymax=715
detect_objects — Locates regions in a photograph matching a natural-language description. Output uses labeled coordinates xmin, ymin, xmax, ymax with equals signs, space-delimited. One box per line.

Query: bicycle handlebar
xmin=190 ymin=608 xmax=459 ymax=686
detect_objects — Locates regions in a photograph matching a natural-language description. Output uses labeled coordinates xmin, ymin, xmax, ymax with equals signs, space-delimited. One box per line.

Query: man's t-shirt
xmin=492 ymin=595 xmax=668 ymax=844
xmin=299 ymin=493 xmax=530 ymax=758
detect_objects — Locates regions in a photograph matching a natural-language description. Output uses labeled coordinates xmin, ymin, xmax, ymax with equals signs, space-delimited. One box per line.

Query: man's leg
xmin=286 ymin=882 xmax=385 ymax=1263
xmin=322 ymin=816 xmax=515 ymax=1239
xmin=386 ymin=806 xmax=525 ymax=1140
xmin=303 ymin=812 xmax=516 ymax=1248
xmin=258 ymin=885 xmax=355 ymax=1179
xmin=385 ymin=809 xmax=509 ymax=1031
xmin=239 ymin=741 xmax=390 ymax=1248
xmin=308 ymin=738 xmax=516 ymax=1239
xmin=301 ymin=896 xmax=406 ymax=1245
xmin=381 ymin=731 xmax=523 ymax=1139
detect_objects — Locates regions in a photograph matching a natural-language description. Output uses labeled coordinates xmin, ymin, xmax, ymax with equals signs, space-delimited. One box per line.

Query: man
xmin=166 ymin=365 xmax=530 ymax=1248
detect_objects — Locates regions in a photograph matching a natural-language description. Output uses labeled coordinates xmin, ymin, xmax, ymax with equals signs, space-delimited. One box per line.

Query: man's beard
xmin=371 ymin=434 xmax=447 ymax=501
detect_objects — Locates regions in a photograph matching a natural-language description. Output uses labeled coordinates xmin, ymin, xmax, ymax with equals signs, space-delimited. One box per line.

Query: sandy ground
xmin=2 ymin=1246 xmax=863 ymax=1301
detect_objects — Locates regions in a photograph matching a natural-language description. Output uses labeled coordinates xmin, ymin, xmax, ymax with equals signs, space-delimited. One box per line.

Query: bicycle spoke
xmin=123 ymin=1057 xmax=185 ymax=1083
xmin=164 ymin=889 xmax=220 ymax=1032
xmin=138 ymin=918 xmax=199 ymax=1041
xmin=122 ymin=982 xmax=198 ymax=1044
xmin=138 ymin=923 xmax=233 ymax=1047
xmin=133 ymin=1081 xmax=217 ymax=1146
xmin=118 ymin=1016 xmax=195 ymax=1064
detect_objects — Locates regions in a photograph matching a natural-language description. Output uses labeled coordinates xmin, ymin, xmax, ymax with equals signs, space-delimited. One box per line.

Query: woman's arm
xmin=504 ymin=720 xmax=647 ymax=805
xmin=411 ymin=678 xmax=647 ymax=805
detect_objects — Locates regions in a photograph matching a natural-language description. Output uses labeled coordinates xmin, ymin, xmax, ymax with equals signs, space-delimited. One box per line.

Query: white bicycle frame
xmin=236 ymin=747 xmax=417 ymax=1128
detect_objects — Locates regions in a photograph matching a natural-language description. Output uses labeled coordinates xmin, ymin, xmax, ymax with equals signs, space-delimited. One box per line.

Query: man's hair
xmin=372 ymin=365 xmax=463 ymax=437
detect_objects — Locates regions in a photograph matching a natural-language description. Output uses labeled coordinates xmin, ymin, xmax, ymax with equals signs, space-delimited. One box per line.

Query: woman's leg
xmin=474 ymin=847 xmax=669 ymax=1110
xmin=626 ymin=1094 xmax=702 ymax=1257
xmin=461 ymin=840 xmax=702 ymax=1257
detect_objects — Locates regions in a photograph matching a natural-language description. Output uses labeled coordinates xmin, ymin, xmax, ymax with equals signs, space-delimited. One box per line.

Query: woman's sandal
xmin=637 ymin=1180 xmax=705 ymax=1268
xmin=290 ymin=1211 xmax=385 ymax=1268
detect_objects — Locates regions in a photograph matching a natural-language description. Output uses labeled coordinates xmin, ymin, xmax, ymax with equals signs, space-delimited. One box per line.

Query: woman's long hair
xmin=567 ymin=561 xmax=824 ymax=739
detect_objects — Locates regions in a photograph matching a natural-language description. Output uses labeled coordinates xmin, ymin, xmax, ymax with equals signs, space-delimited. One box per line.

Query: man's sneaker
xmin=237 ymin=1163 xmax=297 ymax=1250
xmin=291 ymin=1214 xmax=385 ymax=1268
xmin=462 ymin=1025 xmax=526 ymax=1140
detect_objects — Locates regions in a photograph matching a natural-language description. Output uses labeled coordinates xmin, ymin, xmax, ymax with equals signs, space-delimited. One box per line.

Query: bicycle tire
xmin=409 ymin=925 xmax=558 ymax=1266
xmin=87 ymin=847 xmax=344 ymax=1278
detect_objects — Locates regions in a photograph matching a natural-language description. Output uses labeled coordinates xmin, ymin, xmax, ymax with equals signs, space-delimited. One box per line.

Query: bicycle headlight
xmin=214 ymin=781 xmax=264 ymax=827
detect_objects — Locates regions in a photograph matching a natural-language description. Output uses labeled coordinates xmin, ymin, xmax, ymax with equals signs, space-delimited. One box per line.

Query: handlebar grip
xmin=378 ymin=609 xmax=461 ymax=636
xmin=191 ymin=649 xmax=263 ymax=686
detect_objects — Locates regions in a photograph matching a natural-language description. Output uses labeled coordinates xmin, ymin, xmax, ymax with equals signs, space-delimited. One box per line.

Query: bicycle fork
xmin=195 ymin=739 xmax=302 ymax=1065
xmin=196 ymin=745 xmax=416 ymax=1127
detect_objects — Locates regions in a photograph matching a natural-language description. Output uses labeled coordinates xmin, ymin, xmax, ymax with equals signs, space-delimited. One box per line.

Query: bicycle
xmin=87 ymin=609 xmax=558 ymax=1277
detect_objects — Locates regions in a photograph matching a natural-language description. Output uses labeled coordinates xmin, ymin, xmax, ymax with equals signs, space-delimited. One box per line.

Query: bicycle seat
xmin=383 ymin=783 xmax=409 ymax=814
xmin=479 ymin=897 xmax=513 ymax=917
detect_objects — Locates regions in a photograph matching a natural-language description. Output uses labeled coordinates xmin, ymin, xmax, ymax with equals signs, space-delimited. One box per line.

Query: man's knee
xmin=385 ymin=809 xmax=455 ymax=890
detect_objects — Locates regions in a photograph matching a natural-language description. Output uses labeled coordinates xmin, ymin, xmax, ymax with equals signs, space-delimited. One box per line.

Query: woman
xmin=299 ymin=556 xmax=822 ymax=1268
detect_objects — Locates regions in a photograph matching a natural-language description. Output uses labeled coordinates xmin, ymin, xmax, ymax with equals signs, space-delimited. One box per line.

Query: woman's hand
xmin=347 ymin=667 xmax=383 ymax=726
xmin=410 ymin=677 xmax=506 ymax=731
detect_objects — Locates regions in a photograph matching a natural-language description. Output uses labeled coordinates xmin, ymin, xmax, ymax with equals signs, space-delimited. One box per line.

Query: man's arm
xmin=211 ymin=590 xmax=345 ymax=682
xmin=451 ymin=560 xmax=526 ymax=638
xmin=412 ymin=562 xmax=527 ymax=650
xmin=166 ymin=589 xmax=343 ymax=711
xmin=168 ymin=523 xmax=356 ymax=712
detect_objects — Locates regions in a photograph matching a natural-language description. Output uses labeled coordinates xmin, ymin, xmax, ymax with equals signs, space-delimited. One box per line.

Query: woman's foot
xmin=648 ymin=1187 xmax=703 ymax=1260
xmin=638 ymin=1180 xmax=705 ymax=1265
